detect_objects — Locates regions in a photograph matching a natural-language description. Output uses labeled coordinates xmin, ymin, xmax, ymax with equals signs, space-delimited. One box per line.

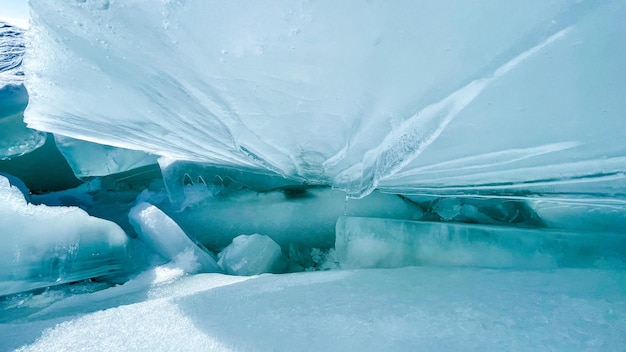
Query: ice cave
xmin=1 ymin=0 xmax=625 ymax=350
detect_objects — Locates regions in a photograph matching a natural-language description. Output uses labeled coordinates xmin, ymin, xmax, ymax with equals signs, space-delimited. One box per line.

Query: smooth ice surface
xmin=335 ymin=216 xmax=626 ymax=270
xmin=218 ymin=234 xmax=286 ymax=276
xmin=128 ymin=202 xmax=220 ymax=273
xmin=1 ymin=267 xmax=625 ymax=351
xmin=0 ymin=175 xmax=129 ymax=296
xmin=22 ymin=1 xmax=626 ymax=198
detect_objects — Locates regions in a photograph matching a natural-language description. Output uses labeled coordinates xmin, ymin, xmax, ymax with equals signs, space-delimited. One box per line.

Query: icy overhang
xmin=22 ymin=0 xmax=626 ymax=198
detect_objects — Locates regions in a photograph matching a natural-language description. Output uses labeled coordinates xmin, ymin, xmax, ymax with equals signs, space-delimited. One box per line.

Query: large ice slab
xmin=0 ymin=175 xmax=129 ymax=296
xmin=22 ymin=1 xmax=626 ymax=198
xmin=335 ymin=216 xmax=626 ymax=270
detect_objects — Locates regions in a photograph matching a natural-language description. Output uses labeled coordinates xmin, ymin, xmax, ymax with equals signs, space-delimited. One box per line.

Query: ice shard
xmin=128 ymin=202 xmax=220 ymax=273
xmin=21 ymin=1 xmax=626 ymax=198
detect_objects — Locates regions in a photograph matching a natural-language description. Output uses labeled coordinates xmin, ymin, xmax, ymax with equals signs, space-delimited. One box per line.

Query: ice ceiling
xmin=22 ymin=0 xmax=626 ymax=199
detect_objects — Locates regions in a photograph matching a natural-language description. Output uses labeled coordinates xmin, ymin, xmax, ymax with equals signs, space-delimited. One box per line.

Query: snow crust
xmin=2 ymin=267 xmax=625 ymax=351
xmin=22 ymin=1 xmax=626 ymax=198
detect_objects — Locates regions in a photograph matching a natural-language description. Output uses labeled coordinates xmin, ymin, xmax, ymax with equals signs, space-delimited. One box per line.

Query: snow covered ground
xmin=2 ymin=265 xmax=625 ymax=351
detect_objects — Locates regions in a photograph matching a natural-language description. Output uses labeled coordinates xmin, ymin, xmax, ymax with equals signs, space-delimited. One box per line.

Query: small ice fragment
xmin=218 ymin=234 xmax=287 ymax=276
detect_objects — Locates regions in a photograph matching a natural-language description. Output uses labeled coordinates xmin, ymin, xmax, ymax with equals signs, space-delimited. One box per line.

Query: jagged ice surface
xmin=23 ymin=0 xmax=626 ymax=198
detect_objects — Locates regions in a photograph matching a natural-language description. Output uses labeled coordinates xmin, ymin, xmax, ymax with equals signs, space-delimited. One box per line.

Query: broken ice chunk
xmin=335 ymin=216 xmax=626 ymax=270
xmin=0 ymin=171 xmax=30 ymax=201
xmin=218 ymin=234 xmax=287 ymax=276
xmin=0 ymin=175 xmax=129 ymax=296
xmin=128 ymin=202 xmax=220 ymax=273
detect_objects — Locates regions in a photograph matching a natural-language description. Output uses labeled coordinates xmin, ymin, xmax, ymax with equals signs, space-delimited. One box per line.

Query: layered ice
xmin=0 ymin=175 xmax=129 ymax=296
xmin=335 ymin=216 xmax=626 ymax=270
xmin=22 ymin=1 xmax=626 ymax=198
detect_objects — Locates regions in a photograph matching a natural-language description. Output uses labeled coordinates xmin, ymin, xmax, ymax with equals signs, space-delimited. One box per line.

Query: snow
xmin=21 ymin=1 xmax=626 ymax=198
xmin=1 ymin=267 xmax=625 ymax=351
